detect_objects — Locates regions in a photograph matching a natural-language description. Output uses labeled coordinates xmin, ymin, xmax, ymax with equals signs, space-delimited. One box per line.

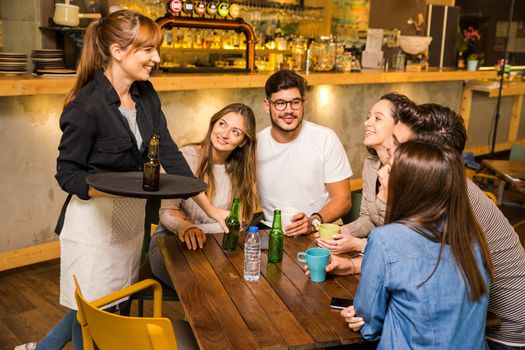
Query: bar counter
xmin=0 ymin=69 xmax=496 ymax=96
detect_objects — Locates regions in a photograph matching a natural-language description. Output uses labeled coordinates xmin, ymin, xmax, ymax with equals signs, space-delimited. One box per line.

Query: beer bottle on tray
xmin=143 ymin=133 xmax=160 ymax=191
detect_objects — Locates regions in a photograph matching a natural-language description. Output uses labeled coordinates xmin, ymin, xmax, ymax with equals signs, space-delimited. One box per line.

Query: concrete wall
xmin=0 ymin=81 xmax=468 ymax=252
xmin=0 ymin=0 xmax=41 ymax=55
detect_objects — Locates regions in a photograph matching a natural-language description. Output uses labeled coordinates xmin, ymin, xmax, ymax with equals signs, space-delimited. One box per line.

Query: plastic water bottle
xmin=244 ymin=226 xmax=261 ymax=281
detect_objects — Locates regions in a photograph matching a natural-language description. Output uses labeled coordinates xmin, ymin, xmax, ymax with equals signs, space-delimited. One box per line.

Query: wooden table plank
xmin=175 ymin=237 xmax=261 ymax=350
xmin=160 ymin=231 xmax=363 ymax=349
xmin=277 ymin=239 xmax=360 ymax=346
xmin=203 ymin=235 xmax=289 ymax=349
xmin=284 ymin=236 xmax=357 ymax=299
xmin=158 ymin=235 xmax=257 ymax=350
xmin=237 ymin=232 xmax=361 ymax=347
xmin=213 ymin=233 xmax=315 ymax=350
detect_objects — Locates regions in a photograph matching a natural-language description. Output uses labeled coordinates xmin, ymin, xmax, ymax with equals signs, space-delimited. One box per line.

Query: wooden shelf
xmin=466 ymin=82 xmax=525 ymax=97
xmin=0 ymin=69 xmax=496 ymax=97
xmin=160 ymin=47 xmax=292 ymax=55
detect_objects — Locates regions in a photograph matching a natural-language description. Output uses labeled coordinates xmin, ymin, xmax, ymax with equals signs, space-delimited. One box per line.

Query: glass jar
xmin=291 ymin=36 xmax=306 ymax=71
xmin=310 ymin=36 xmax=336 ymax=72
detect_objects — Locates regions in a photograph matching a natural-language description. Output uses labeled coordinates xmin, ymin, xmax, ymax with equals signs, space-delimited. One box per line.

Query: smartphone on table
xmin=330 ymin=297 xmax=354 ymax=310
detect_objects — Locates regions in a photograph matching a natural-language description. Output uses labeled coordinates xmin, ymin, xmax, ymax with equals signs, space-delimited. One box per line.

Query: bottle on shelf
xmin=229 ymin=2 xmax=241 ymax=19
xmin=244 ymin=226 xmax=261 ymax=281
xmin=218 ymin=2 xmax=229 ymax=18
xmin=222 ymin=198 xmax=241 ymax=251
xmin=194 ymin=0 xmax=206 ymax=16
xmin=142 ymin=133 xmax=160 ymax=192
xmin=206 ymin=0 xmax=218 ymax=17
xmin=268 ymin=209 xmax=284 ymax=263
xmin=182 ymin=0 xmax=194 ymax=15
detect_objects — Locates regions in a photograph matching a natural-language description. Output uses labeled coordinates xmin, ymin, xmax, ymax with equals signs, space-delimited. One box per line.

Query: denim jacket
xmin=355 ymin=223 xmax=490 ymax=350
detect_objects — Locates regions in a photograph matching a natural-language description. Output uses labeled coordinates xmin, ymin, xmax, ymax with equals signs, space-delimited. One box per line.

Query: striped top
xmin=467 ymin=179 xmax=525 ymax=345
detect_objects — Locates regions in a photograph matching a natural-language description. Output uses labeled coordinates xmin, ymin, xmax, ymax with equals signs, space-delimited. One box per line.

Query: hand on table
xmin=341 ymin=306 xmax=364 ymax=332
xmin=316 ymin=233 xmax=364 ymax=255
xmin=284 ymin=212 xmax=311 ymax=236
xmin=178 ymin=227 xmax=206 ymax=250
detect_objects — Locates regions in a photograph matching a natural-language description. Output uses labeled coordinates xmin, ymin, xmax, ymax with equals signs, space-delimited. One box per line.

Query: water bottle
xmin=244 ymin=226 xmax=261 ymax=281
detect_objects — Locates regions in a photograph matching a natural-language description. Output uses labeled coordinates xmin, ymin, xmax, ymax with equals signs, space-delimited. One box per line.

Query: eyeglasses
xmin=269 ymin=98 xmax=304 ymax=111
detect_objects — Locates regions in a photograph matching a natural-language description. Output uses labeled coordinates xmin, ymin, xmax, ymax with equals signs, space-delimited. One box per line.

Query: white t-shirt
xmin=257 ymin=120 xmax=352 ymax=222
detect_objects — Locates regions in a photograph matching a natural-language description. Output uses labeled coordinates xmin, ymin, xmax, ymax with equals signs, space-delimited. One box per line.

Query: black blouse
xmin=54 ymin=72 xmax=193 ymax=233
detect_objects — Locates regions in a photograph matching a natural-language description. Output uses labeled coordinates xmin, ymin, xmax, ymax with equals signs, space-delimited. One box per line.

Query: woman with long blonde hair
xmin=149 ymin=103 xmax=258 ymax=289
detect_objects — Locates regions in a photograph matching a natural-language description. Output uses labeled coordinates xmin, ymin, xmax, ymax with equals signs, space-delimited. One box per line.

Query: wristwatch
xmin=310 ymin=217 xmax=322 ymax=231
xmin=309 ymin=212 xmax=324 ymax=231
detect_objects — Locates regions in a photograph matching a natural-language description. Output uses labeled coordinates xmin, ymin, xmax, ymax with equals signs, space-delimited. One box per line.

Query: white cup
xmin=279 ymin=207 xmax=299 ymax=232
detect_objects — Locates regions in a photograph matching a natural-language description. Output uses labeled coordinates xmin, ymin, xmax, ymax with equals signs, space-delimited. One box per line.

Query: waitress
xmin=16 ymin=10 xmax=226 ymax=350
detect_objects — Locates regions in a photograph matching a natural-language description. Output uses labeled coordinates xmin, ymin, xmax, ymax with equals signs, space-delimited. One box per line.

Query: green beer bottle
xmin=268 ymin=209 xmax=284 ymax=263
xmin=222 ymin=198 xmax=240 ymax=251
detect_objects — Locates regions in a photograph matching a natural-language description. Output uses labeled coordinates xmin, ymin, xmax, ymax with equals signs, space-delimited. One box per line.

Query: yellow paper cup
xmin=318 ymin=223 xmax=340 ymax=240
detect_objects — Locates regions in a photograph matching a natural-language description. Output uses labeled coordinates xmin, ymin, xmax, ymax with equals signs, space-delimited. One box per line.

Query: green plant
xmin=468 ymin=53 xmax=478 ymax=61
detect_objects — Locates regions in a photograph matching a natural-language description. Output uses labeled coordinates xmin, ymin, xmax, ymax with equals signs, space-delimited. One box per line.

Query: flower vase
xmin=467 ymin=60 xmax=478 ymax=71
xmin=457 ymin=52 xmax=465 ymax=70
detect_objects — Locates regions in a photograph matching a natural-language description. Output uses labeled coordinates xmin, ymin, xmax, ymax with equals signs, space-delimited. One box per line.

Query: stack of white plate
xmin=31 ymin=49 xmax=65 ymax=72
xmin=0 ymin=52 xmax=28 ymax=75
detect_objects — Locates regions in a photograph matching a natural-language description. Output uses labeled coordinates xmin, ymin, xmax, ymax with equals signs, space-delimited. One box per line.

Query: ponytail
xmin=64 ymin=10 xmax=163 ymax=106
xmin=65 ymin=20 xmax=107 ymax=105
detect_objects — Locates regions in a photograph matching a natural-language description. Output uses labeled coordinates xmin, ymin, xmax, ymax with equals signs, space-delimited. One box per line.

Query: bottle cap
xmin=248 ymin=226 xmax=259 ymax=233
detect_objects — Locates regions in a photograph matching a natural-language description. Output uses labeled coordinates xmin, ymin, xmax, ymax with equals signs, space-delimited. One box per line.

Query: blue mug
xmin=297 ymin=247 xmax=330 ymax=283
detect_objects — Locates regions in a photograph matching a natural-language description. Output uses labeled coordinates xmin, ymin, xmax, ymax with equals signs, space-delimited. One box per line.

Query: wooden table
xmin=482 ymin=159 xmax=525 ymax=196
xmin=157 ymin=231 xmax=363 ymax=350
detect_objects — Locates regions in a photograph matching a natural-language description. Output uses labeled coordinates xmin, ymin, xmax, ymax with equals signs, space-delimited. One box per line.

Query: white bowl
xmin=399 ymin=36 xmax=432 ymax=55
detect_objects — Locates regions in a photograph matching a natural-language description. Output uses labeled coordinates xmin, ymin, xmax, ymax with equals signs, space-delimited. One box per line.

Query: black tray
xmin=86 ymin=172 xmax=207 ymax=199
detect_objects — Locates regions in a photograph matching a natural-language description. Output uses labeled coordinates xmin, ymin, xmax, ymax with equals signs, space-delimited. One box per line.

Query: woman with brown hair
xmin=342 ymin=140 xmax=493 ymax=349
xmin=315 ymin=93 xmax=416 ymax=273
xmin=149 ymin=103 xmax=258 ymax=288
xmin=16 ymin=10 xmax=222 ymax=350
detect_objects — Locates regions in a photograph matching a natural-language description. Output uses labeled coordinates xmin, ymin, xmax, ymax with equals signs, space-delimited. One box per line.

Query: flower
xmin=457 ymin=26 xmax=481 ymax=58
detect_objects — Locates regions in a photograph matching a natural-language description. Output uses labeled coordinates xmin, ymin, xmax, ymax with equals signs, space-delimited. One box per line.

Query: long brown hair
xmin=385 ymin=140 xmax=493 ymax=302
xmin=195 ymin=103 xmax=258 ymax=222
xmin=65 ymin=10 xmax=162 ymax=105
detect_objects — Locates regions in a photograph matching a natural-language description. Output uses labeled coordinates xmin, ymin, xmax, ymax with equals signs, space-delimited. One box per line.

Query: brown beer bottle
xmin=143 ymin=133 xmax=160 ymax=191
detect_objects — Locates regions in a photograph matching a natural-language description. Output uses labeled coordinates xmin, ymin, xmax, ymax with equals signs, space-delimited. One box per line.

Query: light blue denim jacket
xmin=355 ymin=223 xmax=490 ymax=350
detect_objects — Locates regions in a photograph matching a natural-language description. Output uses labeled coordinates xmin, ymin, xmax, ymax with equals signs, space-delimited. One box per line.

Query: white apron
xmin=59 ymin=196 xmax=146 ymax=309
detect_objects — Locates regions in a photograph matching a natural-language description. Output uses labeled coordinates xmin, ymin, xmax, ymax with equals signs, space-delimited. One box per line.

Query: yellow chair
xmin=465 ymin=167 xmax=500 ymax=205
xmin=74 ymin=276 xmax=198 ymax=350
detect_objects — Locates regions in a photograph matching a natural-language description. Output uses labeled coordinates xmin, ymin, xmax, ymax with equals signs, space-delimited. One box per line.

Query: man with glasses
xmin=257 ymin=70 xmax=352 ymax=236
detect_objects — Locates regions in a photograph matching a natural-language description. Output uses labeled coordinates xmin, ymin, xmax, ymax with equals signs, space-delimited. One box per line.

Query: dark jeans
xmin=488 ymin=340 xmax=525 ymax=350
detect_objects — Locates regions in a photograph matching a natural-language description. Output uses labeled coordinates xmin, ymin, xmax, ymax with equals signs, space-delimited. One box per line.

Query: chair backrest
xmin=510 ymin=144 xmax=525 ymax=162
xmin=341 ymin=191 xmax=363 ymax=224
xmin=74 ymin=278 xmax=179 ymax=350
